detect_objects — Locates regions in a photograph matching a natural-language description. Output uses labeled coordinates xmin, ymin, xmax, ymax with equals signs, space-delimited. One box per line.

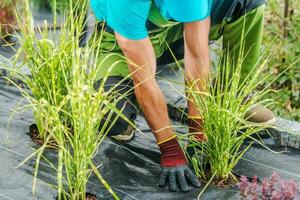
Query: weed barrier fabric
xmin=1 ymin=67 xmax=300 ymax=199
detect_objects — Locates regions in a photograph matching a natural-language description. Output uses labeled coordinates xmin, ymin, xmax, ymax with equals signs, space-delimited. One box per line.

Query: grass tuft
xmin=184 ymin=49 xmax=275 ymax=183
xmin=0 ymin=0 xmax=135 ymax=199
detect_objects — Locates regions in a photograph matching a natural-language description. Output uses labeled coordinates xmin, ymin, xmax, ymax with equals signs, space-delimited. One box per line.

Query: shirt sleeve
xmin=106 ymin=0 xmax=151 ymax=40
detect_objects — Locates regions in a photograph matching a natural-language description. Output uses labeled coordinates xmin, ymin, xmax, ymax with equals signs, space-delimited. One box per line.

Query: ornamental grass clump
xmin=53 ymin=25 xmax=132 ymax=199
xmin=52 ymin=43 xmax=125 ymax=200
xmin=1 ymin=0 xmax=132 ymax=199
xmin=185 ymin=51 xmax=275 ymax=184
xmin=1 ymin=0 xmax=82 ymax=142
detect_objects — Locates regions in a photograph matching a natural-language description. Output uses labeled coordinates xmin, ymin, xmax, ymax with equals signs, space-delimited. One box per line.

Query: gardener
xmin=91 ymin=0 xmax=275 ymax=192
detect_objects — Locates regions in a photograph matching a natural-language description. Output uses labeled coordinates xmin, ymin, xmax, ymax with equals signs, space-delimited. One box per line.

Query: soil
xmin=28 ymin=123 xmax=60 ymax=147
xmin=55 ymin=192 xmax=98 ymax=200
xmin=85 ymin=193 xmax=98 ymax=200
xmin=201 ymin=169 xmax=239 ymax=188
xmin=214 ymin=174 xmax=239 ymax=188
xmin=28 ymin=123 xmax=46 ymax=145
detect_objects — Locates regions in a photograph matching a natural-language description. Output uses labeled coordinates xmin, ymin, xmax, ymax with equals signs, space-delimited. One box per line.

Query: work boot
xmin=245 ymin=104 xmax=276 ymax=125
xmin=111 ymin=124 xmax=135 ymax=142
xmin=0 ymin=35 xmax=17 ymax=46
xmin=243 ymin=93 xmax=276 ymax=125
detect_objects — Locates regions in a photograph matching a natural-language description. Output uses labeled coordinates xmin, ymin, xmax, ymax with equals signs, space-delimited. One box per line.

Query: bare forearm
xmin=185 ymin=49 xmax=210 ymax=86
xmin=184 ymin=19 xmax=211 ymax=133
xmin=185 ymin=46 xmax=210 ymax=132
xmin=135 ymin=81 xmax=174 ymax=142
xmin=115 ymin=33 xmax=174 ymax=143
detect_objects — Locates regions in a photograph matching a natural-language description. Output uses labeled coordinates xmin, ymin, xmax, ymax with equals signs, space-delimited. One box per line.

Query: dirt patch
xmin=85 ymin=193 xmax=98 ymax=200
xmin=199 ymin=169 xmax=239 ymax=188
xmin=214 ymin=174 xmax=238 ymax=188
xmin=55 ymin=192 xmax=98 ymax=200
xmin=28 ymin=123 xmax=59 ymax=147
xmin=28 ymin=123 xmax=46 ymax=145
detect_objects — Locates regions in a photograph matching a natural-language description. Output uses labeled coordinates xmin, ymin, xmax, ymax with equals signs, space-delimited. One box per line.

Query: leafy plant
xmin=239 ymin=172 xmax=299 ymax=200
xmin=262 ymin=0 xmax=300 ymax=121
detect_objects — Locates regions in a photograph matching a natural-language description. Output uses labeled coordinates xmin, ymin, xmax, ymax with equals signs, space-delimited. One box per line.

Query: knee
xmin=101 ymin=99 xmax=138 ymax=136
xmin=115 ymin=33 xmax=136 ymax=54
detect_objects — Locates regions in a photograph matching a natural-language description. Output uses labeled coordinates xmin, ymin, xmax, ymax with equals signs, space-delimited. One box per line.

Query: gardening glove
xmin=188 ymin=117 xmax=206 ymax=141
xmin=186 ymin=117 xmax=207 ymax=158
xmin=158 ymin=137 xmax=201 ymax=192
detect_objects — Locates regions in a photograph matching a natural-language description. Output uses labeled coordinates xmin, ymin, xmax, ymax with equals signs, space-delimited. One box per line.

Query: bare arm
xmin=114 ymin=27 xmax=202 ymax=192
xmin=114 ymin=32 xmax=174 ymax=143
xmin=184 ymin=18 xmax=211 ymax=136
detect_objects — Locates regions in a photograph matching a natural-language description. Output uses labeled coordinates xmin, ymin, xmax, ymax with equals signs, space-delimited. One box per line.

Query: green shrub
xmin=0 ymin=0 xmax=12 ymax=8
xmin=31 ymin=0 xmax=69 ymax=12
xmin=263 ymin=0 xmax=300 ymax=121
xmin=30 ymin=0 xmax=87 ymax=12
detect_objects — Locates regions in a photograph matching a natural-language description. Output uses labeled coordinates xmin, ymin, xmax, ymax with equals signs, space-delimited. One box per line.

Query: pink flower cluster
xmin=238 ymin=172 xmax=299 ymax=200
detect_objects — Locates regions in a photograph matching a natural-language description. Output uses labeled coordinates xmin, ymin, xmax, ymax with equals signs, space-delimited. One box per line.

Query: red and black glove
xmin=188 ymin=117 xmax=206 ymax=141
xmin=186 ymin=118 xmax=207 ymax=158
xmin=158 ymin=137 xmax=201 ymax=192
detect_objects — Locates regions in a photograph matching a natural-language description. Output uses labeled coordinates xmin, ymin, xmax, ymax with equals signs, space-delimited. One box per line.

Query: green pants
xmin=94 ymin=3 xmax=265 ymax=81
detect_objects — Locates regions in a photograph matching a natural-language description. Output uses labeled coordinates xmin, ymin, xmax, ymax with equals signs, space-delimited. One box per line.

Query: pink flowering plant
xmin=239 ymin=172 xmax=299 ymax=200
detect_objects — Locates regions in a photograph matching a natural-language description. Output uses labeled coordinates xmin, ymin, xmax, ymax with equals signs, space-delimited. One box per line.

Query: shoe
xmin=111 ymin=124 xmax=135 ymax=142
xmin=0 ymin=35 xmax=17 ymax=46
xmin=245 ymin=104 xmax=277 ymax=125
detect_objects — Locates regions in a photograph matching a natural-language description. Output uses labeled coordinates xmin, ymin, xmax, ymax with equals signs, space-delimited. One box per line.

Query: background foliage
xmin=0 ymin=0 xmax=12 ymax=8
xmin=30 ymin=0 xmax=69 ymax=12
xmin=0 ymin=0 xmax=16 ymax=35
xmin=263 ymin=0 xmax=300 ymax=121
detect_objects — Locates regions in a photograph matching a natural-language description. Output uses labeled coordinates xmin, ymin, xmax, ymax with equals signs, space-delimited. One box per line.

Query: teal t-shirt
xmin=90 ymin=0 xmax=212 ymax=40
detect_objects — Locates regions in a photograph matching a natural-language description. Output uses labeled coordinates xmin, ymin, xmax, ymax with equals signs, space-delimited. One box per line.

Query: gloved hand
xmin=158 ymin=137 xmax=201 ymax=192
xmin=158 ymin=165 xmax=201 ymax=192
